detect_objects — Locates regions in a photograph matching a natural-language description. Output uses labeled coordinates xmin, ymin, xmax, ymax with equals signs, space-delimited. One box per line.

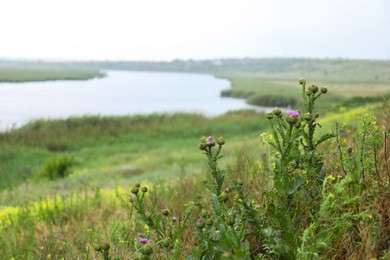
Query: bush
xmin=36 ymin=154 xmax=73 ymax=180
xmin=246 ymin=93 xmax=297 ymax=107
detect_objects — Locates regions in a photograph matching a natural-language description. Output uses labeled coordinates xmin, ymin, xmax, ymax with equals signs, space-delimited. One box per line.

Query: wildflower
xmin=298 ymin=78 xmax=306 ymax=85
xmin=286 ymin=110 xmax=300 ymax=118
xmin=320 ymin=86 xmax=328 ymax=94
xmin=139 ymin=238 xmax=148 ymax=244
xmin=206 ymin=136 xmax=216 ymax=147
xmin=286 ymin=110 xmax=299 ymax=125
xmin=196 ymin=217 xmax=205 ymax=229
xmin=172 ymin=216 xmax=177 ymax=222
xmin=101 ymin=240 xmax=110 ymax=250
xmin=141 ymin=186 xmax=148 ymax=193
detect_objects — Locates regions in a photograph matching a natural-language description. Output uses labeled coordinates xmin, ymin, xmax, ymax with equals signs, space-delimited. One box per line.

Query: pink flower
xmin=198 ymin=217 xmax=203 ymax=222
xmin=206 ymin=136 xmax=214 ymax=142
xmin=139 ymin=238 xmax=148 ymax=244
xmin=172 ymin=216 xmax=177 ymax=222
xmin=286 ymin=110 xmax=300 ymax=117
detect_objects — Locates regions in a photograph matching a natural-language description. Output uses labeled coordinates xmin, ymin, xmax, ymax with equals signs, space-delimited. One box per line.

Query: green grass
xmin=215 ymin=59 xmax=390 ymax=107
xmin=0 ymin=111 xmax=266 ymax=202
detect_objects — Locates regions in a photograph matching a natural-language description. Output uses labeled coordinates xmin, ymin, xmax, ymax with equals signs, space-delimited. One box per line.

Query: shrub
xmin=36 ymin=154 xmax=73 ymax=180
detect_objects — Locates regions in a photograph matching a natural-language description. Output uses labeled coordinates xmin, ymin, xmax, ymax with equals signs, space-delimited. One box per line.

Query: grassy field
xmin=0 ymin=68 xmax=104 ymax=82
xmin=0 ymin=59 xmax=389 ymax=259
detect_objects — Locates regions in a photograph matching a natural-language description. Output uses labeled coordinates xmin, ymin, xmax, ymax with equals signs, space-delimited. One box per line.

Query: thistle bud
xmin=303 ymin=113 xmax=313 ymax=121
xmin=141 ymin=186 xmax=148 ymax=193
xmin=199 ymin=142 xmax=207 ymax=150
xmin=101 ymin=243 xmax=110 ymax=251
xmin=131 ymin=187 xmax=139 ymax=195
xmin=265 ymin=112 xmax=274 ymax=120
xmin=135 ymin=183 xmax=141 ymax=188
xmin=298 ymin=78 xmax=306 ymax=85
xmin=218 ymin=192 xmax=229 ymax=202
xmin=216 ymin=137 xmax=225 ymax=146
xmin=286 ymin=116 xmax=298 ymax=125
xmin=141 ymin=245 xmax=153 ymax=255
xmin=196 ymin=218 xmax=205 ymax=229
xmin=272 ymin=107 xmax=282 ymax=116
xmin=161 ymin=209 xmax=170 ymax=216
xmin=320 ymin=87 xmax=328 ymax=94
xmin=309 ymin=84 xmax=318 ymax=94
xmin=206 ymin=136 xmax=216 ymax=147
xmin=162 ymin=239 xmax=170 ymax=248
xmin=226 ymin=215 xmax=235 ymax=226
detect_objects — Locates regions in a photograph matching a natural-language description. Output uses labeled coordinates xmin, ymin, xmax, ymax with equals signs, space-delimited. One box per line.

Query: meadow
xmin=0 ymin=59 xmax=389 ymax=259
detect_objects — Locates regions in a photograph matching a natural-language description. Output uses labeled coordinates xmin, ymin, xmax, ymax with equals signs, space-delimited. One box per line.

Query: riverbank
xmin=0 ymin=68 xmax=104 ymax=82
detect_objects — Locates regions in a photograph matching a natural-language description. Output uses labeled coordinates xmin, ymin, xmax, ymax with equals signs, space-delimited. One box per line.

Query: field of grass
xmin=216 ymin=59 xmax=390 ymax=107
xmin=0 ymin=68 xmax=104 ymax=82
xmin=0 ymin=59 xmax=389 ymax=259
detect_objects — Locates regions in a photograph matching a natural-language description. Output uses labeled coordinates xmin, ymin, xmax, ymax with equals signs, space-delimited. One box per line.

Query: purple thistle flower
xmin=139 ymin=238 xmax=148 ymax=244
xmin=198 ymin=217 xmax=203 ymax=223
xmin=172 ymin=216 xmax=177 ymax=222
xmin=286 ymin=110 xmax=300 ymax=118
xmin=206 ymin=136 xmax=214 ymax=142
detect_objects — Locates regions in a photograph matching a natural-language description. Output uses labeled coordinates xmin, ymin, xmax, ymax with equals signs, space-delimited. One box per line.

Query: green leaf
xmin=315 ymin=133 xmax=335 ymax=147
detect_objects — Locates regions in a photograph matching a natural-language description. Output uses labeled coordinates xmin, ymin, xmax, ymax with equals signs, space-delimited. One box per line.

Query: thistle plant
xmin=262 ymin=78 xmax=335 ymax=258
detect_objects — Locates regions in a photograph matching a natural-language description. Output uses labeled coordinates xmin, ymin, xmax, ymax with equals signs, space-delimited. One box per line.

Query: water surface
xmin=0 ymin=71 xmax=260 ymax=129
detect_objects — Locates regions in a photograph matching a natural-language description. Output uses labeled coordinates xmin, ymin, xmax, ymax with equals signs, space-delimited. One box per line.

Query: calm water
xmin=0 ymin=71 xmax=261 ymax=129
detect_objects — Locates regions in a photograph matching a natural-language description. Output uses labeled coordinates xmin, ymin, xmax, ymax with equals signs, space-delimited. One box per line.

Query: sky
xmin=0 ymin=0 xmax=389 ymax=61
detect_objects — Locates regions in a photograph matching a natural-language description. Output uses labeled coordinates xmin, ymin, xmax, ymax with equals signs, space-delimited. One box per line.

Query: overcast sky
xmin=0 ymin=0 xmax=389 ymax=61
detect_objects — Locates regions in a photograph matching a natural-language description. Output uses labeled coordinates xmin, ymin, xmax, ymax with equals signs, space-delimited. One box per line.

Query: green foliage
xmin=36 ymin=154 xmax=73 ymax=180
xmin=246 ymin=94 xmax=297 ymax=107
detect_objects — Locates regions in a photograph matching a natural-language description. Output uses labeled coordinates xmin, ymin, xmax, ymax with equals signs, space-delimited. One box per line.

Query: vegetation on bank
xmin=0 ymin=75 xmax=388 ymax=259
xmin=0 ymin=68 xmax=104 ymax=82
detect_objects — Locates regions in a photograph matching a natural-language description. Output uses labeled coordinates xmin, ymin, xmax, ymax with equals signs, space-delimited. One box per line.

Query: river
xmin=0 ymin=70 xmax=263 ymax=130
